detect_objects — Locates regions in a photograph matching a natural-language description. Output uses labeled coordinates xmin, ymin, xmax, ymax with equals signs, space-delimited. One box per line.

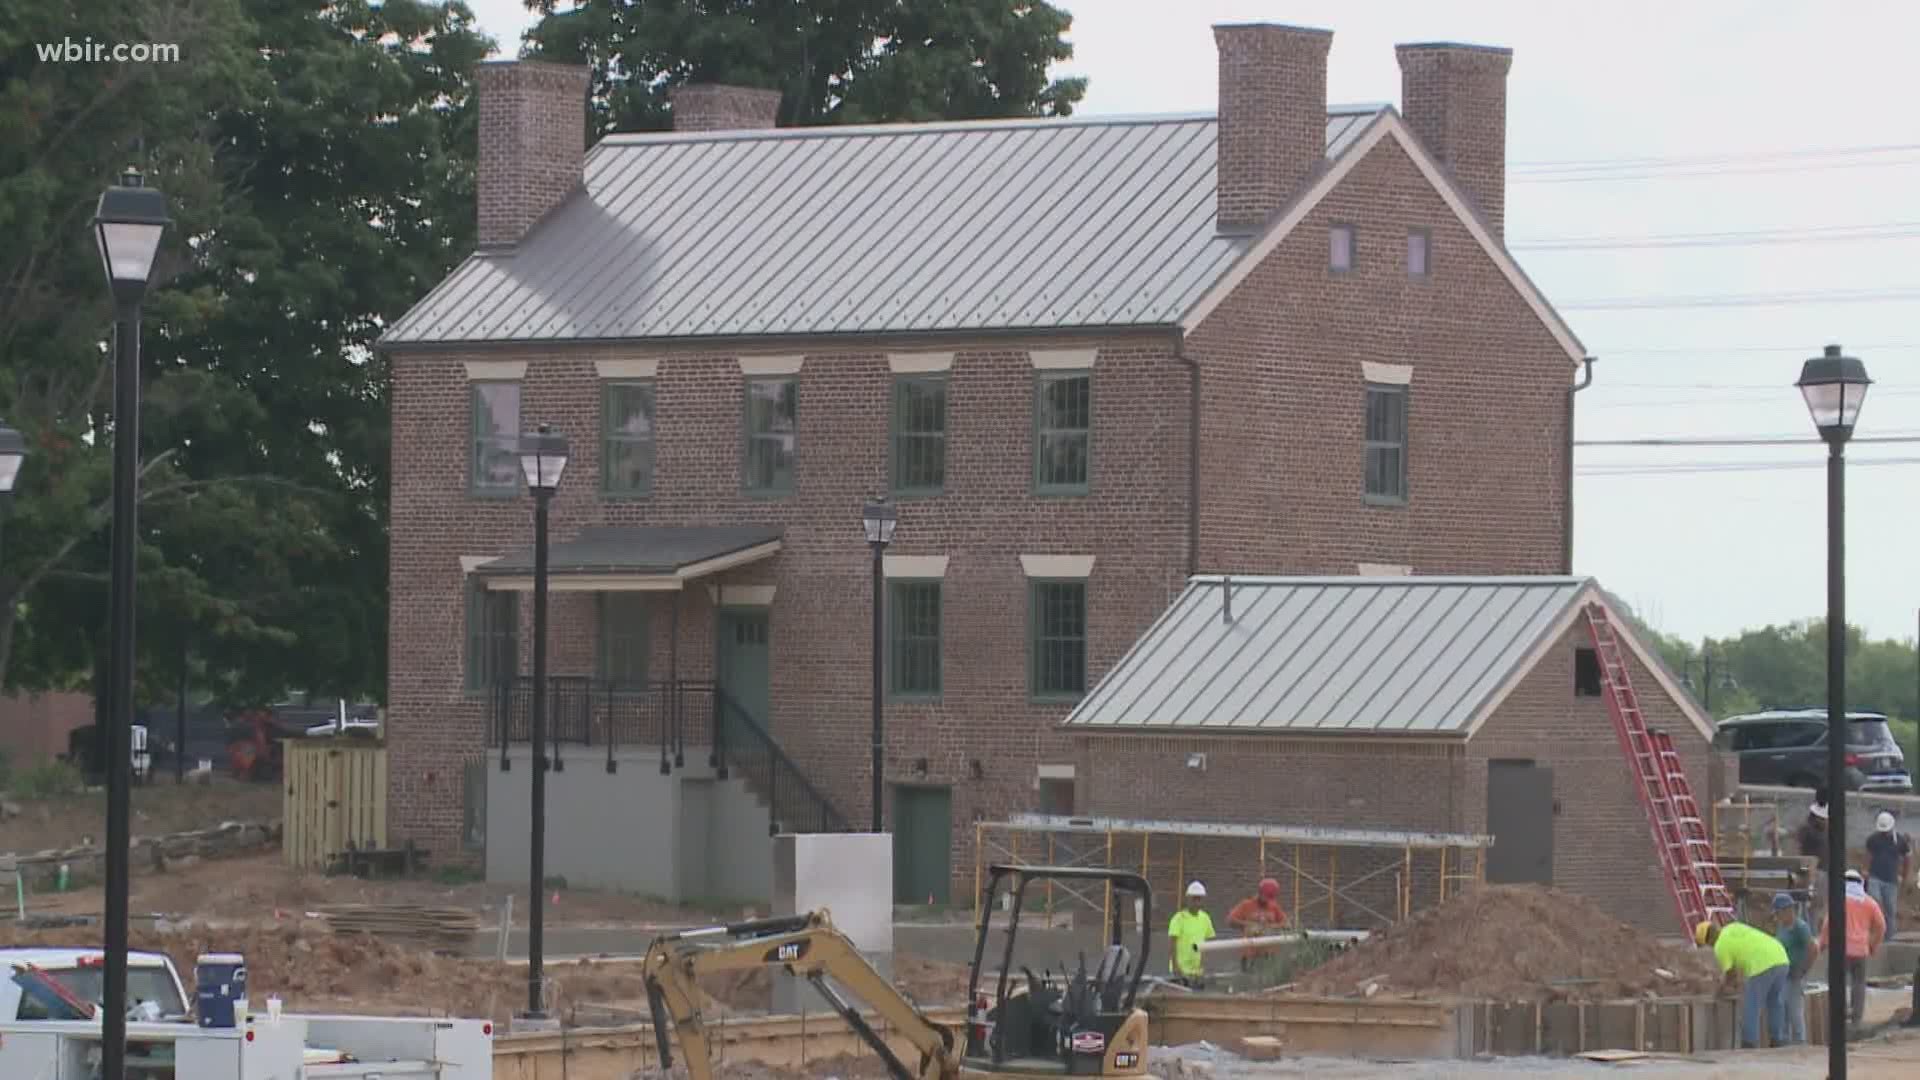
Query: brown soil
xmin=1 ymin=779 xmax=282 ymax=855
xmin=632 ymin=1055 xmax=900 ymax=1079
xmin=28 ymin=852 xmax=727 ymax=930
xmin=1294 ymin=884 xmax=1721 ymax=1002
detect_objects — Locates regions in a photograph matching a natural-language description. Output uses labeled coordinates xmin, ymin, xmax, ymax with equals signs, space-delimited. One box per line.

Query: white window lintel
xmin=463 ymin=360 xmax=526 ymax=381
xmin=888 ymin=352 xmax=954 ymax=374
xmin=1030 ymin=348 xmax=1096 ymax=371
xmin=738 ymin=354 xmax=804 ymax=376
xmin=1362 ymin=362 xmax=1414 ymax=386
xmin=1021 ymin=554 xmax=1096 ymax=579
xmin=883 ymin=555 xmax=949 ymax=579
xmin=596 ymin=358 xmax=658 ymax=380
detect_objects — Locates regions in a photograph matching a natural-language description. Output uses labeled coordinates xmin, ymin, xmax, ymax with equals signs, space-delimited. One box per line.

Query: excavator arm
xmin=642 ymin=911 xmax=959 ymax=1080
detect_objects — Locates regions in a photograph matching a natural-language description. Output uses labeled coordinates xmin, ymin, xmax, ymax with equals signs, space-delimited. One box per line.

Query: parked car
xmin=1713 ymin=709 xmax=1914 ymax=793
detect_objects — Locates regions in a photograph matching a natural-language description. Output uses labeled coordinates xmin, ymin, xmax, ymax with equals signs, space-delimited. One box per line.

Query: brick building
xmin=1061 ymin=577 xmax=1718 ymax=932
xmin=378 ymin=24 xmax=1596 ymax=901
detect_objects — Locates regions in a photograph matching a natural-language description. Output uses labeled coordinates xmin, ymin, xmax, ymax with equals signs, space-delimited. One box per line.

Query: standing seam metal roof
xmin=381 ymin=108 xmax=1384 ymax=346
xmin=1062 ymin=576 xmax=1593 ymax=735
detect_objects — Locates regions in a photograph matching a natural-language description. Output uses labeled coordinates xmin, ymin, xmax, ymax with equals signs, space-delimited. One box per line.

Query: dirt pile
xmin=1294 ymin=884 xmax=1720 ymax=1002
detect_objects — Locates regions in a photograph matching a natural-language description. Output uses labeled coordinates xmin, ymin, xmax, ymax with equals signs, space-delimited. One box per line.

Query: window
xmin=470 ymin=382 xmax=521 ymax=495
xmin=1363 ymin=383 xmax=1408 ymax=503
xmin=1029 ymin=580 xmax=1087 ymax=700
xmin=1034 ymin=371 xmax=1091 ymax=494
xmin=597 ymin=593 xmax=649 ymax=684
xmin=891 ymin=376 xmax=947 ymax=496
xmin=1407 ymin=229 xmax=1431 ymax=278
xmin=743 ymin=378 xmax=797 ymax=493
xmin=464 ymin=581 xmax=518 ymax=692
xmin=1574 ymin=647 xmax=1602 ymax=696
xmin=601 ymin=382 xmax=656 ymax=496
xmin=1330 ymin=224 xmax=1355 ymax=272
xmin=887 ymin=580 xmax=942 ymax=697
xmin=1038 ymin=778 xmax=1075 ymax=815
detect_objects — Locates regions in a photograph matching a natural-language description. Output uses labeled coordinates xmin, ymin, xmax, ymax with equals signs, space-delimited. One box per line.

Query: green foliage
xmin=432 ymin=864 xmax=484 ymax=885
xmin=1242 ymin=937 xmax=1339 ymax=990
xmin=524 ymin=0 xmax=1088 ymax=139
xmin=10 ymin=759 xmax=85 ymax=799
xmin=0 ymin=1 xmax=490 ymax=704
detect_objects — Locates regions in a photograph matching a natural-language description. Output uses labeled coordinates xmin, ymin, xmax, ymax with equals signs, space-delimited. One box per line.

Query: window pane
xmin=1035 ymin=374 xmax=1091 ymax=491
xmin=892 ymin=377 xmax=947 ymax=493
xmin=472 ymin=383 xmax=521 ymax=492
xmin=599 ymin=594 xmax=648 ymax=684
xmin=468 ymin=584 xmax=518 ymax=691
xmin=745 ymin=379 xmax=797 ymax=491
xmin=603 ymin=383 xmax=656 ymax=495
xmin=1364 ymin=386 xmax=1407 ymax=500
xmin=1408 ymin=231 xmax=1429 ymax=276
xmin=1031 ymin=582 xmax=1087 ymax=698
xmin=1330 ymin=225 xmax=1354 ymax=271
xmin=888 ymin=581 xmax=942 ymax=696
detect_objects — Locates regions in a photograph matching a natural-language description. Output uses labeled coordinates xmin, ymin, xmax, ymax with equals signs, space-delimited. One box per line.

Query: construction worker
xmin=1771 ymin=892 xmax=1817 ymax=1045
xmin=1226 ymin=878 xmax=1289 ymax=971
xmin=1818 ymin=868 xmax=1887 ymax=1031
xmin=1795 ymin=797 xmax=1830 ymax=901
xmin=1696 ymin=918 xmax=1790 ymax=1049
xmin=1864 ymin=810 xmax=1911 ymax=931
xmin=1167 ymin=881 xmax=1215 ymax=989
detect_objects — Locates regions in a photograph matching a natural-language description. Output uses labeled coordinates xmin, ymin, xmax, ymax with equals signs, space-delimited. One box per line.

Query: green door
xmin=893 ymin=786 xmax=952 ymax=905
xmin=716 ymin=609 xmax=771 ymax=739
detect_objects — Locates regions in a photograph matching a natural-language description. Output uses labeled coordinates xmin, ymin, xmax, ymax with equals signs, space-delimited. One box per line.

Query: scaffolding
xmin=974 ymin=814 xmax=1492 ymax=932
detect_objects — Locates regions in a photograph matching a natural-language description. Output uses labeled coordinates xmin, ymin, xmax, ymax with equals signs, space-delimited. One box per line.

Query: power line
xmin=1578 ymin=457 xmax=1920 ymax=477
xmin=1512 ymin=143 xmax=1920 ymax=171
xmin=1597 ymin=381 xmax=1920 ymax=391
xmin=1510 ymin=222 xmax=1920 ymax=252
xmin=1561 ymin=288 xmax=1920 ymax=311
xmin=1594 ymin=343 xmax=1920 ymax=356
xmin=1511 ymin=157 xmax=1920 ymax=184
xmin=1576 ymin=435 xmax=1920 ymax=448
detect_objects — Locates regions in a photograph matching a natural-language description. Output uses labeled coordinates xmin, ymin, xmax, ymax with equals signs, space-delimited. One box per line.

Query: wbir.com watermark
xmin=36 ymin=36 xmax=181 ymax=63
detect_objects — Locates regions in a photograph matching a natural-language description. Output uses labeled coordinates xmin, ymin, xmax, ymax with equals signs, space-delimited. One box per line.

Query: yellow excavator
xmin=642 ymin=864 xmax=1154 ymax=1078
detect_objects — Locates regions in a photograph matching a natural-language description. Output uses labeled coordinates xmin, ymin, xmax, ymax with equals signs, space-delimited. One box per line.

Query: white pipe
xmin=1196 ymin=930 xmax=1370 ymax=954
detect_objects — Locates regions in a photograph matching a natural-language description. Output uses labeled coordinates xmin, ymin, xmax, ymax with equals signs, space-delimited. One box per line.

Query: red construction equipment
xmin=1582 ymin=603 xmax=1736 ymax=940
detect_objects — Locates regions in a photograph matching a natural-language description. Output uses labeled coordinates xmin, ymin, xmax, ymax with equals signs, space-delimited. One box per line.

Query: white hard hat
xmin=1877 ymin=811 xmax=1896 ymax=833
xmin=1185 ymin=880 xmax=1207 ymax=898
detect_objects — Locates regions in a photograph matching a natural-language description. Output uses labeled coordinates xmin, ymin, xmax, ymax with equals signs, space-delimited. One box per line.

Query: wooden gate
xmin=283 ymin=741 xmax=388 ymax=869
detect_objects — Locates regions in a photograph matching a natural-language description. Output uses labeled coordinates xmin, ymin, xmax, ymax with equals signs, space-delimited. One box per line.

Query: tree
xmin=0 ymin=0 xmax=489 ymax=704
xmin=523 ymin=0 xmax=1088 ymax=138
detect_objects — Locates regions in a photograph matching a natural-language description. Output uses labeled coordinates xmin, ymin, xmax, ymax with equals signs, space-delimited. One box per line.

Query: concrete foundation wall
xmin=487 ymin=747 xmax=772 ymax=902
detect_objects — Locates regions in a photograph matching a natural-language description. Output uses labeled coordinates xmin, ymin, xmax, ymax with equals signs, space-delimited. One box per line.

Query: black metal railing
xmin=492 ymin=676 xmax=716 ymax=776
xmin=489 ymin=677 xmax=850 ymax=834
xmin=710 ymin=689 xmax=850 ymax=835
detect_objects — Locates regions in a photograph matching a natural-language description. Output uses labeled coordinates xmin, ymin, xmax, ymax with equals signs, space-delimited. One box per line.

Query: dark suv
xmin=1714 ymin=709 xmax=1913 ymax=793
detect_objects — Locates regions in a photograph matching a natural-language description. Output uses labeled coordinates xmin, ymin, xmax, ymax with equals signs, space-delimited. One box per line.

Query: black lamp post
xmin=1678 ymin=649 xmax=1736 ymax=714
xmin=517 ymin=422 xmax=568 ymax=1020
xmin=862 ymin=496 xmax=897 ymax=833
xmin=94 ymin=168 xmax=169 ymax=1078
xmin=1797 ymin=343 xmax=1870 ymax=1071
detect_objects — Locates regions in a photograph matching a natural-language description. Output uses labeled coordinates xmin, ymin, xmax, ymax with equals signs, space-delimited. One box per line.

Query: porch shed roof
xmin=475 ymin=525 xmax=782 ymax=588
xmin=1062 ymin=575 xmax=1712 ymax=740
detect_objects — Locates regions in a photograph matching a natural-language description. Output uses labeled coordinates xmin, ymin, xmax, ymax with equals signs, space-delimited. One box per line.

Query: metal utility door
xmin=893 ymin=785 xmax=953 ymax=905
xmin=1485 ymin=760 xmax=1554 ymax=885
xmin=717 ymin=609 xmax=772 ymax=730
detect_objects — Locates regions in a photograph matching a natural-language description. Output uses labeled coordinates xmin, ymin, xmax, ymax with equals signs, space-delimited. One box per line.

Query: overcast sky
xmin=464 ymin=0 xmax=1919 ymax=645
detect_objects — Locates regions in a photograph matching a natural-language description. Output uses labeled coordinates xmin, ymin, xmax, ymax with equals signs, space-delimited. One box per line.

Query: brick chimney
xmin=670 ymin=84 xmax=785 ymax=132
xmin=1212 ymin=23 xmax=1333 ymax=233
xmin=475 ymin=60 xmax=590 ymax=249
xmin=1395 ymin=43 xmax=1514 ymax=238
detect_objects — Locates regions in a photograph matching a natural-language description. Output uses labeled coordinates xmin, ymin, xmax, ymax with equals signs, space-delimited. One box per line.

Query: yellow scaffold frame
xmin=973 ymin=814 xmax=1492 ymax=931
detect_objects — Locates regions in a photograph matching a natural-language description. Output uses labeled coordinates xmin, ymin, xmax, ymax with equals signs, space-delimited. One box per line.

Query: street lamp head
xmin=0 ymin=419 xmax=26 ymax=495
xmin=1795 ymin=344 xmax=1871 ymax=443
xmin=93 ymin=169 xmax=170 ymax=304
xmin=518 ymin=423 xmax=569 ymax=491
xmin=862 ymin=495 xmax=898 ymax=547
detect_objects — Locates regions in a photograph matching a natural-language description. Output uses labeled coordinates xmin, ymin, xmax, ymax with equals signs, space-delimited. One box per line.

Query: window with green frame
xmin=1028 ymin=580 xmax=1087 ymax=700
xmin=1364 ymin=383 xmax=1408 ymax=504
xmin=887 ymin=579 xmax=942 ymax=697
xmin=890 ymin=376 xmax=946 ymax=495
xmin=470 ymin=381 xmax=521 ymax=495
xmin=1034 ymin=371 xmax=1091 ymax=493
xmin=601 ymin=381 xmax=656 ymax=496
xmin=743 ymin=377 xmax=797 ymax=493
xmin=464 ymin=581 xmax=519 ymax=692
xmin=597 ymin=593 xmax=649 ymax=684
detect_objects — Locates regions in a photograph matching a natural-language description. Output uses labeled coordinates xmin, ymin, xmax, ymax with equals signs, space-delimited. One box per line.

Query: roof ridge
xmin=593 ymin=103 xmax=1387 ymax=150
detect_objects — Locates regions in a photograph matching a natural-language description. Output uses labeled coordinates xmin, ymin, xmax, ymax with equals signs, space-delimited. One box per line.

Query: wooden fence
xmin=283 ymin=740 xmax=388 ymax=870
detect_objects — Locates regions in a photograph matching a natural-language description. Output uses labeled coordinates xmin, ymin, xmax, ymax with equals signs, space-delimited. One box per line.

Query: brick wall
xmin=387 ymin=340 xmax=1193 ymax=868
xmin=0 ymin=691 xmax=95 ymax=764
xmin=1396 ymin=44 xmax=1513 ymax=238
xmin=1212 ymin=24 xmax=1332 ymax=231
xmin=1188 ymin=134 xmax=1569 ymax=574
xmin=670 ymin=84 xmax=783 ymax=131
xmin=476 ymin=61 xmax=589 ymax=248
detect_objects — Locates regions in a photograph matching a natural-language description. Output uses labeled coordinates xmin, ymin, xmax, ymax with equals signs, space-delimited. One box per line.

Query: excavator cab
xmin=963 ymin=865 xmax=1152 ymax=1076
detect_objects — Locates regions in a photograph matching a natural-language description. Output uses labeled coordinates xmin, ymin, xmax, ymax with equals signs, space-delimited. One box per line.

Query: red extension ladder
xmin=1582 ymin=603 xmax=1736 ymax=939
